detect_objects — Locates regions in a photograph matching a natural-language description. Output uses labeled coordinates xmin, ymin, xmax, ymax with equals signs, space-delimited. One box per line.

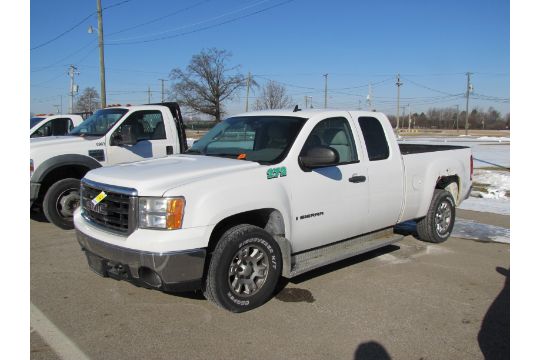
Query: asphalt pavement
xmin=30 ymin=213 xmax=509 ymax=360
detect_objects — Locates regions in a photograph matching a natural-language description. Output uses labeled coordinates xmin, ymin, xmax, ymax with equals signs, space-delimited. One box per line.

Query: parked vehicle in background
xmin=74 ymin=109 xmax=473 ymax=312
xmin=30 ymin=102 xmax=188 ymax=230
xmin=30 ymin=114 xmax=84 ymax=138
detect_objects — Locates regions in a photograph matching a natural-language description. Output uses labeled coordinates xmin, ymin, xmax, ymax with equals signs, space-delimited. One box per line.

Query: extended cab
xmin=74 ymin=110 xmax=473 ymax=312
xmin=30 ymin=102 xmax=188 ymax=229
xmin=30 ymin=114 xmax=84 ymax=138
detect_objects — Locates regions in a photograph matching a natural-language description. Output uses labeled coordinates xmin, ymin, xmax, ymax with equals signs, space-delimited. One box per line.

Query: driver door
xmin=290 ymin=115 xmax=370 ymax=253
xmin=106 ymin=110 xmax=170 ymax=164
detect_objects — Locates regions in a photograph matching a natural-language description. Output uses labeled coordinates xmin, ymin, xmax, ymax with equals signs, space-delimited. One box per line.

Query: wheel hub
xmin=228 ymin=244 xmax=269 ymax=297
xmin=435 ymin=200 xmax=452 ymax=235
xmin=58 ymin=190 xmax=80 ymax=218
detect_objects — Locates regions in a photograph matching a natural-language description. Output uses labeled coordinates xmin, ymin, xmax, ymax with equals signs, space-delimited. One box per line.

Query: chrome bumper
xmin=76 ymin=229 xmax=206 ymax=292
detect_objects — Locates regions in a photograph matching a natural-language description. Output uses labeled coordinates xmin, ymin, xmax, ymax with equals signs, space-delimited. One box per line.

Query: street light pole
xmin=97 ymin=0 xmax=107 ymax=108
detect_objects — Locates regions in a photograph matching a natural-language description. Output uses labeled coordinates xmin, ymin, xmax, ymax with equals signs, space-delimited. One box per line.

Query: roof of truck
xmin=232 ymin=109 xmax=385 ymax=118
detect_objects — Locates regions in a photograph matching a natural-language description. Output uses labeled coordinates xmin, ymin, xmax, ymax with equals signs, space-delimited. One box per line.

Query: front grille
xmin=81 ymin=180 xmax=137 ymax=234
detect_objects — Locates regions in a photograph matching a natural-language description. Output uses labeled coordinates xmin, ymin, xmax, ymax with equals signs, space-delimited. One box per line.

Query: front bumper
xmin=76 ymin=229 xmax=206 ymax=292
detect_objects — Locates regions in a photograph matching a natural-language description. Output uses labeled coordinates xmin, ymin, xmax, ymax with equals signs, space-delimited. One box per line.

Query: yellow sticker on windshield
xmin=92 ymin=191 xmax=107 ymax=205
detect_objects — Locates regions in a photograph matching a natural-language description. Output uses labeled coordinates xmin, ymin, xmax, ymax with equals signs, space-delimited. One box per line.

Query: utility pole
xmin=97 ymin=0 xmax=107 ymax=108
xmin=323 ymin=74 xmax=328 ymax=108
xmin=465 ymin=72 xmax=472 ymax=135
xmin=147 ymin=85 xmax=151 ymax=103
xmin=455 ymin=104 xmax=460 ymax=133
xmin=408 ymin=104 xmax=411 ymax=131
xmin=68 ymin=65 xmax=79 ymax=113
xmin=244 ymin=72 xmax=251 ymax=112
xmin=158 ymin=79 xmax=167 ymax=102
xmin=396 ymin=74 xmax=403 ymax=131
xmin=366 ymin=83 xmax=373 ymax=111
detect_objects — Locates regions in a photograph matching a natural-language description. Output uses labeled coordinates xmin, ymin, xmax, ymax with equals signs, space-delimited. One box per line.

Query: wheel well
xmin=436 ymin=175 xmax=460 ymax=202
xmin=38 ymin=165 xmax=89 ymax=200
xmin=207 ymin=209 xmax=285 ymax=254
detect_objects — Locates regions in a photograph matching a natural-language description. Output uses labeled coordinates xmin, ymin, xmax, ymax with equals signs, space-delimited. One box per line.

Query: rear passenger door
xmin=356 ymin=116 xmax=404 ymax=231
xmin=290 ymin=115 xmax=370 ymax=253
xmin=106 ymin=110 xmax=171 ymax=164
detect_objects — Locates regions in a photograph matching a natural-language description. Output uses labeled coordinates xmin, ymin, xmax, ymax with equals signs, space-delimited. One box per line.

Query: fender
xmin=31 ymin=154 xmax=102 ymax=183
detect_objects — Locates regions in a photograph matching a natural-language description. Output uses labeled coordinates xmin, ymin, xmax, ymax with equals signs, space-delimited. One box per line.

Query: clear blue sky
xmin=30 ymin=0 xmax=509 ymax=117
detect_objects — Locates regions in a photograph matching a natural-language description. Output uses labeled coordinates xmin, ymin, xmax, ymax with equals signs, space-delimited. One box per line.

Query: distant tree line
xmin=386 ymin=106 xmax=509 ymax=130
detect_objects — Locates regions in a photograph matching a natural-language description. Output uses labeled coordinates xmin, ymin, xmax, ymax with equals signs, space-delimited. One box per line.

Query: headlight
xmin=138 ymin=197 xmax=185 ymax=230
xmin=30 ymin=159 xmax=34 ymax=178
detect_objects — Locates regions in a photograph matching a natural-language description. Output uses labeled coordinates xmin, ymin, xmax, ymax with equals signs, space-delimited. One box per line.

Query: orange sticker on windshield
xmin=237 ymin=153 xmax=247 ymax=160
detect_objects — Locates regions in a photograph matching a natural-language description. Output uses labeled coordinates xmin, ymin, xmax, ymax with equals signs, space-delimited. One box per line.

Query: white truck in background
xmin=30 ymin=102 xmax=188 ymax=229
xmin=30 ymin=114 xmax=84 ymax=138
xmin=74 ymin=109 xmax=473 ymax=312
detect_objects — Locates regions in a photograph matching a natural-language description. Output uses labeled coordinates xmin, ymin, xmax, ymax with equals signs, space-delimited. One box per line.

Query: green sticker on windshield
xmin=267 ymin=167 xmax=287 ymax=179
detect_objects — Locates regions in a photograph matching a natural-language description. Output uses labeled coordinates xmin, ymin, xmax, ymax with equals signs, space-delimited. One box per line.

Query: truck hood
xmin=30 ymin=135 xmax=102 ymax=150
xmin=84 ymin=155 xmax=260 ymax=196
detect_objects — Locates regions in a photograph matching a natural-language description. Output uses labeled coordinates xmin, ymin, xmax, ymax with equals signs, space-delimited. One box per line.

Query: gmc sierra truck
xmin=74 ymin=109 xmax=473 ymax=312
xmin=30 ymin=102 xmax=188 ymax=229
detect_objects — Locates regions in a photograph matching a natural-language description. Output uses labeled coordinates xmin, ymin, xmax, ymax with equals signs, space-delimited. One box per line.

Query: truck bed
xmin=399 ymin=143 xmax=469 ymax=155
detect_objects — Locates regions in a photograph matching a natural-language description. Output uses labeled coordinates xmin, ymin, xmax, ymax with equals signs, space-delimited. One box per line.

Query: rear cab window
xmin=357 ymin=117 xmax=390 ymax=161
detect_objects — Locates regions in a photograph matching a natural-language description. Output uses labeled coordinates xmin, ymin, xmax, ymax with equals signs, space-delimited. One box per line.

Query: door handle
xmin=349 ymin=175 xmax=366 ymax=183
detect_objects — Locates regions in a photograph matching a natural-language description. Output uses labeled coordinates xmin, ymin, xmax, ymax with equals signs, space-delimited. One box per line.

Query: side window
xmin=31 ymin=121 xmax=53 ymax=138
xmin=51 ymin=118 xmax=70 ymax=136
xmin=117 ymin=110 xmax=166 ymax=141
xmin=358 ymin=117 xmax=390 ymax=161
xmin=67 ymin=119 xmax=74 ymax=131
xmin=301 ymin=117 xmax=358 ymax=164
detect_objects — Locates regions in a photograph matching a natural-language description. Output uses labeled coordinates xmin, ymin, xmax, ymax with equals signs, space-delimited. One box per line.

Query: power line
xmin=106 ymin=0 xmax=295 ymax=45
xmin=108 ymin=0 xmax=271 ymax=43
xmin=107 ymin=0 xmax=210 ymax=37
xmin=400 ymin=76 xmax=457 ymax=96
xmin=30 ymin=0 xmax=134 ymax=51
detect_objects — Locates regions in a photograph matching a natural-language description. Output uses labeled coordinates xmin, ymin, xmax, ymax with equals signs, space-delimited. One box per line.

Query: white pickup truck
xmin=74 ymin=109 xmax=473 ymax=312
xmin=30 ymin=114 xmax=84 ymax=138
xmin=30 ymin=102 xmax=188 ymax=229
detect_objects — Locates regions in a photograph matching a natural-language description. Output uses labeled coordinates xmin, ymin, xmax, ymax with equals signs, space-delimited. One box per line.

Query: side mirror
xmin=299 ymin=145 xmax=340 ymax=170
xmin=111 ymin=125 xmax=137 ymax=146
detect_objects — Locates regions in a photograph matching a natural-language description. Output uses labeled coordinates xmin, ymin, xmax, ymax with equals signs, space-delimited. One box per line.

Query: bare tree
xmin=253 ymin=81 xmax=293 ymax=110
xmin=75 ymin=87 xmax=100 ymax=113
xmin=170 ymin=48 xmax=245 ymax=121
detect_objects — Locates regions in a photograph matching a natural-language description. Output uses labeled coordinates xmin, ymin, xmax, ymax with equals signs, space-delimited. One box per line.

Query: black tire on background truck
xmin=43 ymin=178 xmax=81 ymax=230
xmin=204 ymin=224 xmax=282 ymax=313
xmin=416 ymin=189 xmax=456 ymax=243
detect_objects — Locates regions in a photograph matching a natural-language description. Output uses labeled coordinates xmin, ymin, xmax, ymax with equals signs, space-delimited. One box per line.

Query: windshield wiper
xmin=185 ymin=149 xmax=202 ymax=154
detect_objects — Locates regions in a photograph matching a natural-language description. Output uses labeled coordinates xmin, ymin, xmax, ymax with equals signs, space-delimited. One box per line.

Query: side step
xmin=285 ymin=228 xmax=403 ymax=278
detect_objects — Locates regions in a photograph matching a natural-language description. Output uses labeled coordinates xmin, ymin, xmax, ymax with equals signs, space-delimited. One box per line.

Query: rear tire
xmin=204 ymin=224 xmax=282 ymax=313
xmin=43 ymin=178 xmax=81 ymax=230
xmin=416 ymin=189 xmax=456 ymax=243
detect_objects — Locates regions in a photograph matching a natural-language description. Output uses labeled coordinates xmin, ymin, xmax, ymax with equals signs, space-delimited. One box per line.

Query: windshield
xmin=187 ymin=116 xmax=307 ymax=164
xmin=30 ymin=117 xmax=45 ymax=128
xmin=70 ymin=108 xmax=128 ymax=136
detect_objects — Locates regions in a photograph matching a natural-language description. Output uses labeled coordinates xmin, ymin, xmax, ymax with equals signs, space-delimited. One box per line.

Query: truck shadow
xmin=478 ymin=267 xmax=510 ymax=359
xmin=30 ymin=208 xmax=48 ymax=223
xmin=354 ymin=341 xmax=392 ymax=360
xmin=286 ymin=244 xmax=400 ymax=286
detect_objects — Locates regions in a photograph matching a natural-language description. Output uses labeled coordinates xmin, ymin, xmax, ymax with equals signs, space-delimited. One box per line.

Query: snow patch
xmin=471 ymin=169 xmax=510 ymax=199
xmin=458 ymin=197 xmax=510 ymax=215
xmin=452 ymin=218 xmax=510 ymax=243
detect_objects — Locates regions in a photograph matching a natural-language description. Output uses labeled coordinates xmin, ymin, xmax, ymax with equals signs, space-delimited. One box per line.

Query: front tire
xmin=204 ymin=224 xmax=282 ymax=313
xmin=43 ymin=178 xmax=81 ymax=230
xmin=416 ymin=189 xmax=456 ymax=243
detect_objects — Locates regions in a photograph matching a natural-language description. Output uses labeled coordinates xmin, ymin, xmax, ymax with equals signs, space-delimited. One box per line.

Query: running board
xmin=285 ymin=228 xmax=403 ymax=278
